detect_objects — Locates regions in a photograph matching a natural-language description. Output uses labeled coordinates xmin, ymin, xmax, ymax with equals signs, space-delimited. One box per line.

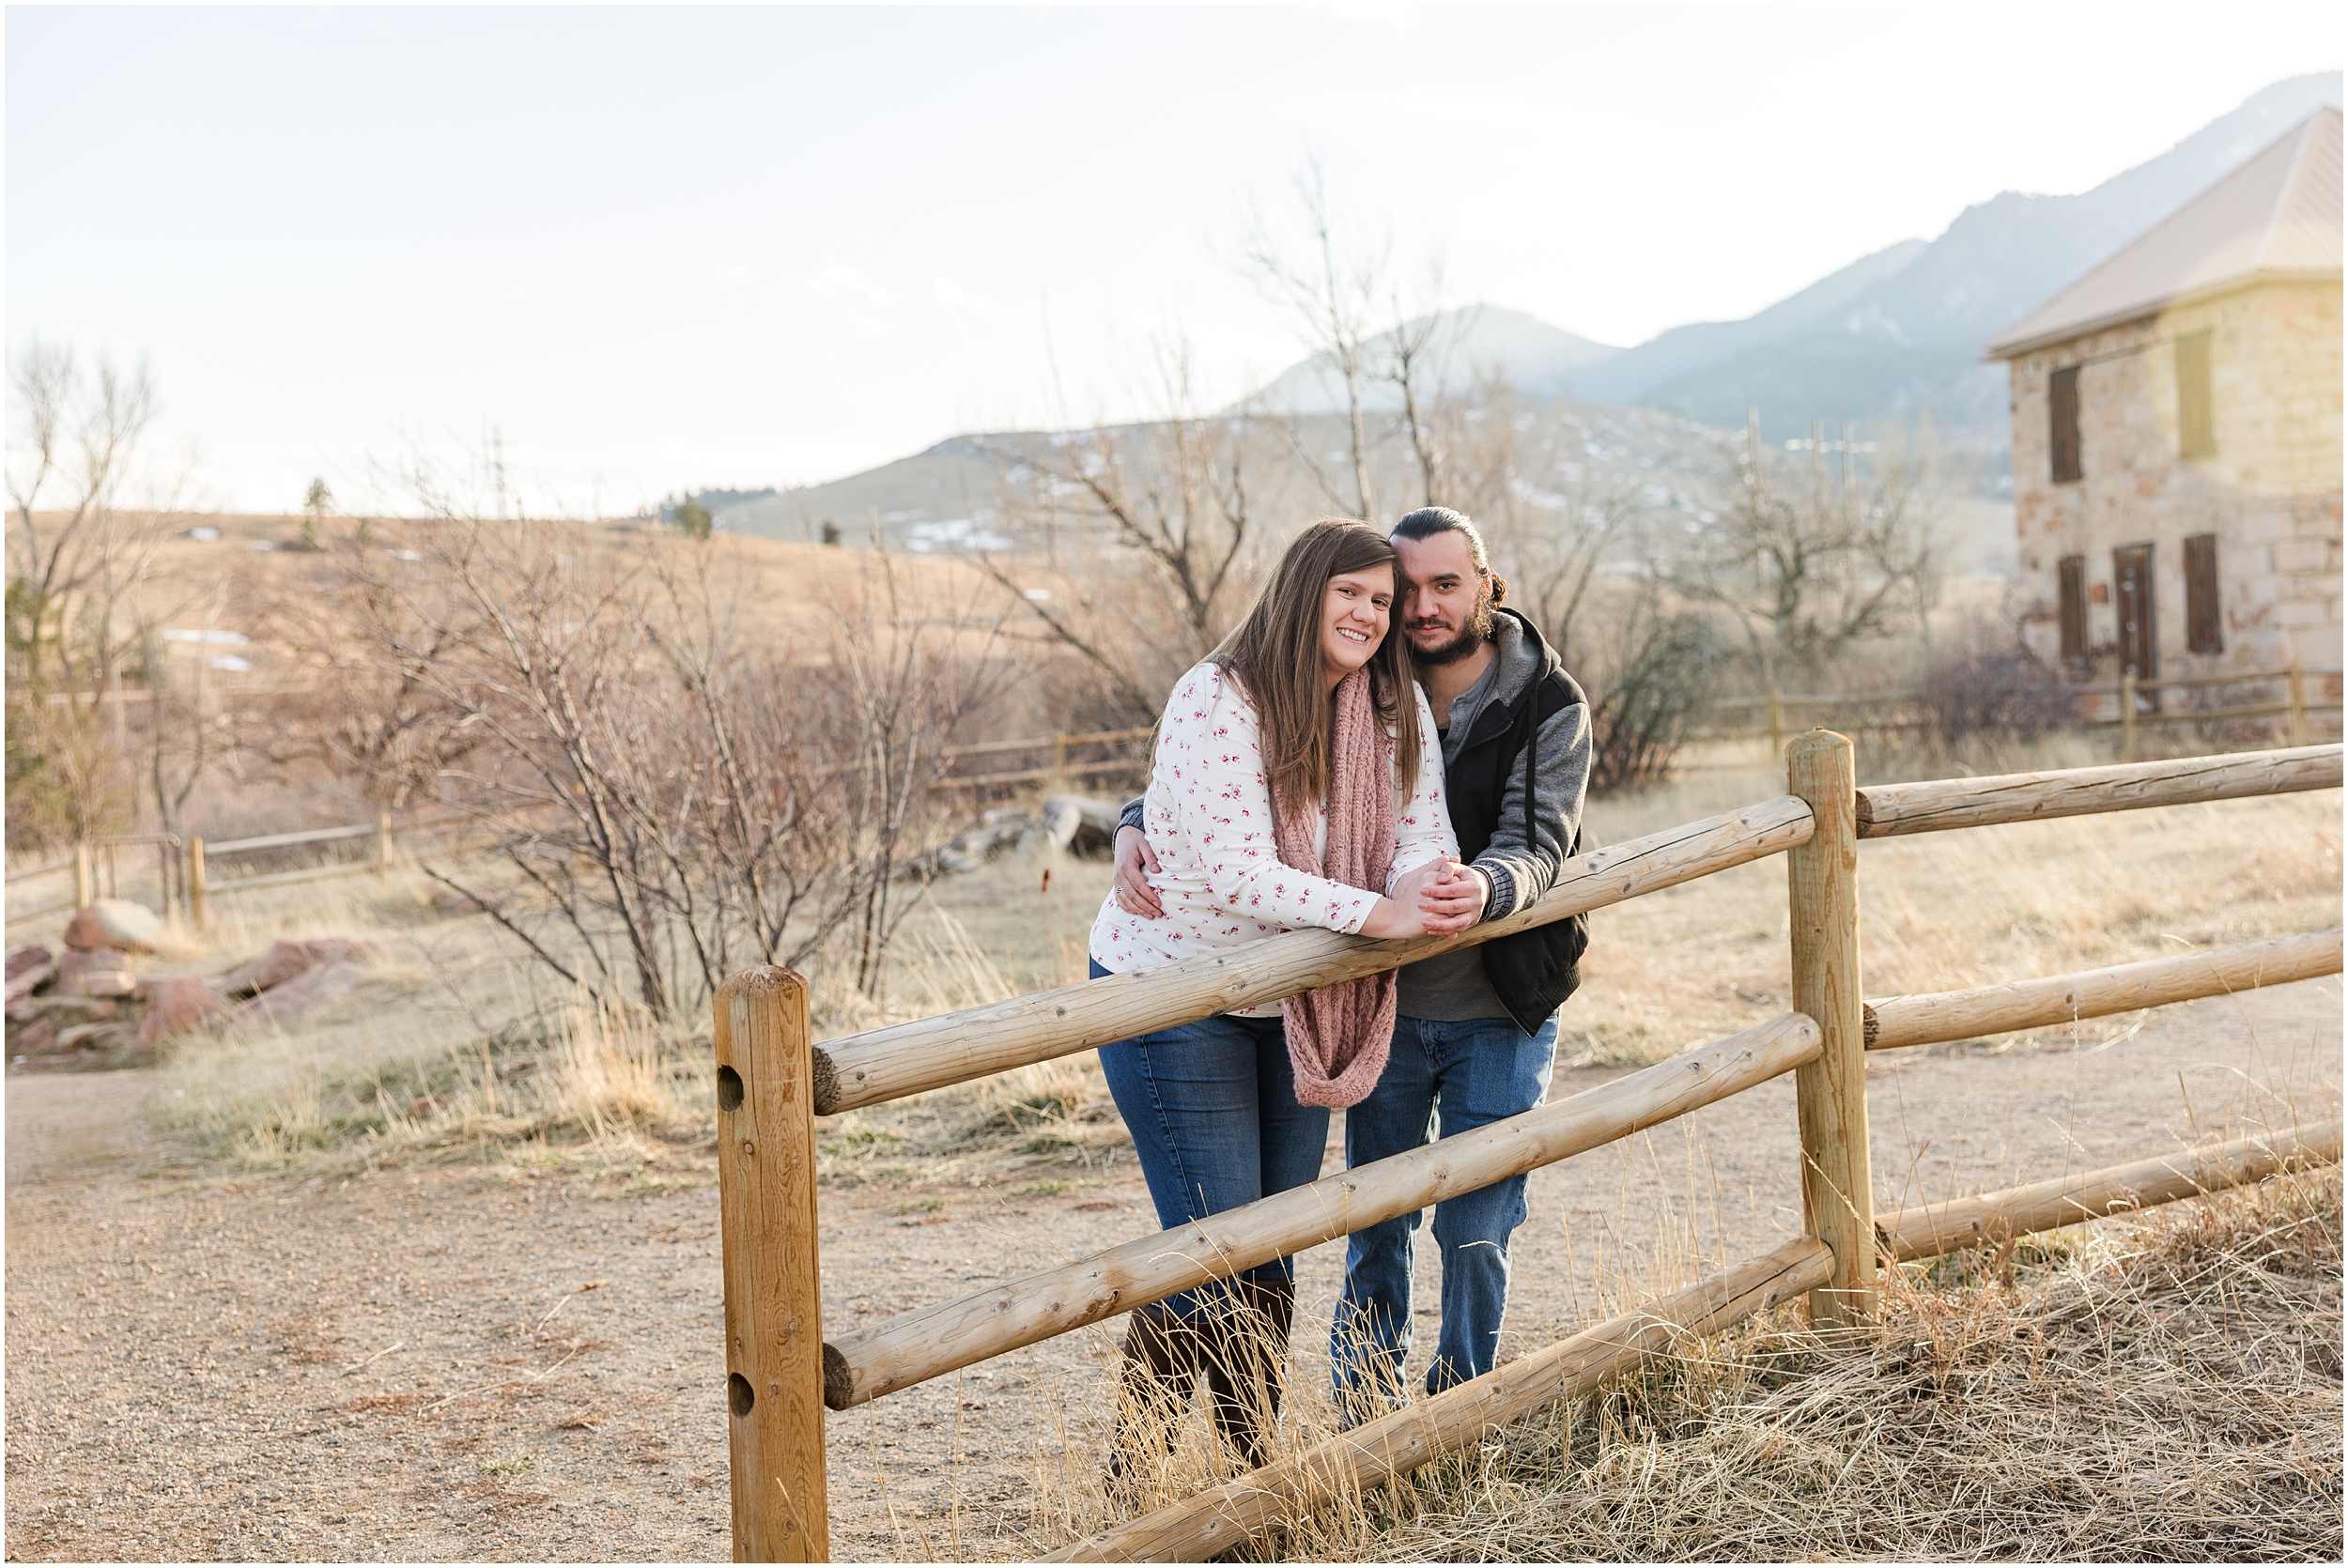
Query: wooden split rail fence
xmin=6 ymin=812 xmax=475 ymax=929
xmin=1705 ymin=664 xmax=2341 ymax=758
xmin=712 ymin=740 xmax=2343 ymax=1561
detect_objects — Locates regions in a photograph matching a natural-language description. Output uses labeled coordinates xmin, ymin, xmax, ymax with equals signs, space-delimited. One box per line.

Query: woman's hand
xmin=1362 ymin=856 xmax=1483 ymax=941
xmin=1414 ymin=857 xmax=1488 ymax=938
xmin=1110 ymin=825 xmax=1166 ymax=919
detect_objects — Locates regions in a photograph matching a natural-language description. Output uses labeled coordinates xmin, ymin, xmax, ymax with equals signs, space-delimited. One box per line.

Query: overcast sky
xmin=6 ymin=4 xmax=2340 ymax=514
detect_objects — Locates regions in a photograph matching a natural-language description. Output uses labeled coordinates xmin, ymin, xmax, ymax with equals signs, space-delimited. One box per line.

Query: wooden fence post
xmin=1768 ymin=689 xmax=1784 ymax=760
xmin=1785 ymin=730 xmax=1876 ymax=1327
xmin=2288 ymin=665 xmax=2308 ymax=746
xmin=375 ymin=812 xmax=394 ymax=879
xmin=72 ymin=841 xmax=93 ymax=909
xmin=2120 ymin=670 xmax=2138 ymax=760
xmin=187 ymin=838 xmax=209 ymax=931
xmin=715 ymin=967 xmax=830 ymax=1562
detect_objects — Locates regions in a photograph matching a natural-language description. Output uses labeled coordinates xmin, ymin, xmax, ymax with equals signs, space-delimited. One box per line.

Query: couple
xmin=1086 ymin=505 xmax=1592 ymax=1478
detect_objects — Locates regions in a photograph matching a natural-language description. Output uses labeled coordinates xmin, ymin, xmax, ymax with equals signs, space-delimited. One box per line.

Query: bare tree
xmin=1374 ymin=278 xmax=1480 ymax=512
xmin=4 ymin=341 xmax=203 ymax=845
xmin=1241 ymin=157 xmax=1384 ymax=521
xmin=975 ymin=341 xmax=1272 ymax=722
xmin=6 ymin=341 xmax=167 ymax=688
xmin=1667 ymin=417 xmax=1953 ymax=684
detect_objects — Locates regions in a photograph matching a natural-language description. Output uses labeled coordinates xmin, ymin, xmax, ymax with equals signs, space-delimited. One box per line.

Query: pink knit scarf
xmin=1273 ymin=667 xmax=1398 ymax=1109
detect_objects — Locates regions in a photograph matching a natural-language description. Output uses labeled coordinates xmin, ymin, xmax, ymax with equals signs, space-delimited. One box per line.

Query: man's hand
xmin=1110 ymin=825 xmax=1166 ymax=919
xmin=1415 ymin=858 xmax=1488 ymax=938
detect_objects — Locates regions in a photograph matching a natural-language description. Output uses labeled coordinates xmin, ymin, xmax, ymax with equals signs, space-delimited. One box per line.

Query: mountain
xmin=1620 ymin=71 xmax=2344 ymax=444
xmin=1573 ymin=238 xmax=1929 ymax=404
xmin=1237 ymin=304 xmax=1622 ymax=415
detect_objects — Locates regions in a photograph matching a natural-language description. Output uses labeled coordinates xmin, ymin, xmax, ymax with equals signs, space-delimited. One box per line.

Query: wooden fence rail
xmin=811 ymin=796 xmax=1815 ymax=1115
xmin=712 ymin=736 xmax=2345 ymax=1560
xmin=1864 ymin=930 xmax=2342 ymax=1051
xmin=1877 ymin=1122 xmax=2342 ymax=1262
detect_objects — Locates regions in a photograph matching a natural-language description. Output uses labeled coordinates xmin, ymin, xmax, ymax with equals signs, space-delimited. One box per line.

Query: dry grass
xmin=142 ymin=869 xmax=714 ymax=1184
xmin=1006 ymin=1163 xmax=2343 ymax=1562
xmin=1308 ymin=1163 xmax=2344 ymax=1563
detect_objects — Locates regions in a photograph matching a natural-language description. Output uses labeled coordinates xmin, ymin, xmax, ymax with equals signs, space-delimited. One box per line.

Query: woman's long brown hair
xmin=1208 ymin=518 xmax=1420 ymax=814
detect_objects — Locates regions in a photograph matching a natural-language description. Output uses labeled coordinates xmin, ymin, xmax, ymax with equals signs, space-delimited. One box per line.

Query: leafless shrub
xmin=1914 ymin=614 xmax=2076 ymax=746
xmin=1577 ymin=583 xmax=1723 ymax=794
xmin=305 ymin=484 xmax=1012 ymax=1018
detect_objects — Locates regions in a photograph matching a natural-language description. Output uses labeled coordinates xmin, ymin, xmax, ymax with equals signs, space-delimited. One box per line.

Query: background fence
xmin=710 ymin=738 xmax=2343 ymax=1561
xmin=1697 ymin=664 xmax=2343 ymax=757
xmin=5 ymin=811 xmax=475 ymax=929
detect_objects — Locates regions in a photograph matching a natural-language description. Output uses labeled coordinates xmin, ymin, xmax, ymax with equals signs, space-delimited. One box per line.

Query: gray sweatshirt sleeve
xmin=1472 ymin=696 xmax=1592 ymax=917
xmin=1118 ymin=794 xmax=1146 ymax=835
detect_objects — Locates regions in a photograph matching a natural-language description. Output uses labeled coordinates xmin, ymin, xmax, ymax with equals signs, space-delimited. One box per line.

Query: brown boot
xmin=1203 ymin=1272 xmax=1295 ymax=1470
xmin=1106 ymin=1302 xmax=1203 ymax=1495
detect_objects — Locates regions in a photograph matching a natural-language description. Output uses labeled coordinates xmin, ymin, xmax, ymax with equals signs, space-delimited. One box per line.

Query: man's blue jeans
xmin=1093 ymin=961 xmax=1330 ymax=1318
xmin=1332 ymin=1013 xmax=1558 ymax=1404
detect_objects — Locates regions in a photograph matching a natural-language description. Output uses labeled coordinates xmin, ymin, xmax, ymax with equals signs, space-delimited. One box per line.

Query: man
xmin=1111 ymin=505 xmax=1592 ymax=1411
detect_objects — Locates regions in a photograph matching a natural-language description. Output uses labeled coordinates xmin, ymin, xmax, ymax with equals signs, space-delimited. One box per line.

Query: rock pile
xmin=6 ymin=912 xmax=377 ymax=1073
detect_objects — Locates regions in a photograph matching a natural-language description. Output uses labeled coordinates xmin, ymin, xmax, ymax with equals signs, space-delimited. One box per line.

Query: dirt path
xmin=6 ymin=978 xmax=2338 ymax=1561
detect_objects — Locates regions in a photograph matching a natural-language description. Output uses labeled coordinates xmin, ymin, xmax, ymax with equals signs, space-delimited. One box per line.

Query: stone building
xmin=1988 ymin=107 xmax=2341 ymax=685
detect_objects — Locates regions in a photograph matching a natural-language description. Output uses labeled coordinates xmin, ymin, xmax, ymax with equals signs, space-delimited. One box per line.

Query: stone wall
xmin=2009 ymin=276 xmax=2342 ymax=677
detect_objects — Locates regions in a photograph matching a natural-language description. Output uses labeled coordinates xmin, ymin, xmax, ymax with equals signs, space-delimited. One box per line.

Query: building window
xmin=2185 ymin=533 xmax=2222 ymax=653
xmin=2049 ymin=365 xmax=2082 ymax=483
xmin=2057 ymin=555 xmax=2088 ymax=661
xmin=2176 ymin=331 xmax=2216 ymax=458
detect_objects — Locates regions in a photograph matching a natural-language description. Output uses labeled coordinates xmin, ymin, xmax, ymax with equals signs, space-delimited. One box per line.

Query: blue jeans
xmin=1092 ymin=961 xmax=1330 ymax=1321
xmin=1332 ymin=1012 xmax=1559 ymax=1403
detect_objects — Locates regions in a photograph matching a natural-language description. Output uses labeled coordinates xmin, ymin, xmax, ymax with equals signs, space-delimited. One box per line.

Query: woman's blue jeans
xmin=1092 ymin=961 xmax=1330 ymax=1321
xmin=1330 ymin=1012 xmax=1559 ymax=1404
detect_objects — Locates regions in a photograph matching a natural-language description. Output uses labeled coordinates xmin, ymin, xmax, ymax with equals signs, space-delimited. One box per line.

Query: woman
xmin=1089 ymin=518 xmax=1481 ymax=1479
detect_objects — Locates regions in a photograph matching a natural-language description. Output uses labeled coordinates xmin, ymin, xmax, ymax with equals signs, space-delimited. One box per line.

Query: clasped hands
xmin=1109 ymin=825 xmax=1486 ymax=941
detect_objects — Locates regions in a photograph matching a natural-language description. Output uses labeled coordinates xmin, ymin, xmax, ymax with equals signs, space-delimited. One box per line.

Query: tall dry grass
xmin=142 ymin=868 xmax=712 ymax=1181
xmin=1312 ymin=1162 xmax=2344 ymax=1562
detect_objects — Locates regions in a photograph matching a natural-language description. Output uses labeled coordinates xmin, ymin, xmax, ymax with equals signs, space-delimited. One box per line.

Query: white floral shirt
xmin=1089 ymin=661 xmax=1459 ymax=1017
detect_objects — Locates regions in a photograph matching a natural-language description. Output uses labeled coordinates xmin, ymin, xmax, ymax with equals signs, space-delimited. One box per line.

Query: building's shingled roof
xmin=1986 ymin=107 xmax=2343 ymax=360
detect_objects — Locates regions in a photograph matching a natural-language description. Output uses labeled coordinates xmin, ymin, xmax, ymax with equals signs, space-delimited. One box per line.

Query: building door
xmin=2113 ymin=544 xmax=2157 ymax=710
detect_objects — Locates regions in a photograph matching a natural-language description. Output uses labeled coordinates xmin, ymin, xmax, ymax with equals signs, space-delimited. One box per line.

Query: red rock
xmin=6 ymin=945 xmax=54 ymax=1002
xmin=228 ymin=960 xmax=364 ymax=1028
xmin=61 ymin=899 xmax=168 ymax=955
xmin=10 ymin=1016 xmax=56 ymax=1057
xmin=218 ymin=938 xmax=378 ymax=998
xmin=137 ymin=975 xmax=228 ymax=1050
xmin=24 ymin=995 xmax=118 ymax=1024
xmin=55 ymin=1021 xmax=135 ymax=1053
xmin=54 ymin=948 xmax=137 ymax=998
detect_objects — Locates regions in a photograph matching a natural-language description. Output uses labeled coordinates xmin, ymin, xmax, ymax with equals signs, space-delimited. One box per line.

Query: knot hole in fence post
xmin=714 ymin=966 xmax=829 ymax=1562
xmin=1785 ymin=729 xmax=1877 ymax=1330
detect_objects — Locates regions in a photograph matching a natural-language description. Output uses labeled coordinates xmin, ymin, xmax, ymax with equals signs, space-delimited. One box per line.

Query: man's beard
xmin=1411 ymin=595 xmax=1494 ymax=666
